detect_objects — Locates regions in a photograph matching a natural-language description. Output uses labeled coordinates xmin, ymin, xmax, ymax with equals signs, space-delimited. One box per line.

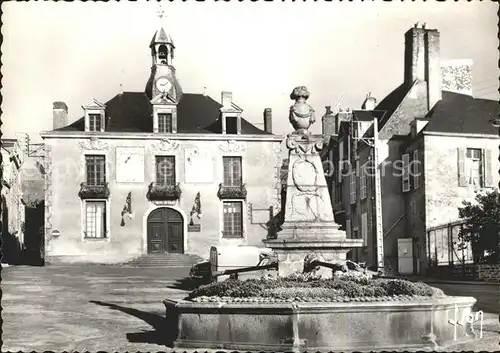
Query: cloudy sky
xmin=2 ymin=1 xmax=498 ymax=142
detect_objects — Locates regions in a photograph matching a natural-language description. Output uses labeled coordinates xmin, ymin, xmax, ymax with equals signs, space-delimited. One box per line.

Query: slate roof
xmin=150 ymin=27 xmax=174 ymax=47
xmin=352 ymin=110 xmax=387 ymax=122
xmin=374 ymin=83 xmax=409 ymax=129
xmin=423 ymin=91 xmax=499 ymax=135
xmin=55 ymin=92 xmax=271 ymax=135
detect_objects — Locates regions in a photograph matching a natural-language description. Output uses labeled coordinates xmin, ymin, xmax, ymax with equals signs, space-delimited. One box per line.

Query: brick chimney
xmin=263 ymin=108 xmax=272 ymax=133
xmin=53 ymin=101 xmax=68 ymax=130
xmin=404 ymin=23 xmax=442 ymax=111
xmin=322 ymin=106 xmax=336 ymax=139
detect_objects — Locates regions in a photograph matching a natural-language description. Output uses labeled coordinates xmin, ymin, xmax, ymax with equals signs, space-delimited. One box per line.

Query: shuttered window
xmin=402 ymin=153 xmax=410 ymax=192
xmin=413 ymin=149 xmax=420 ymax=190
xmin=361 ymin=213 xmax=368 ymax=246
xmin=349 ymin=172 xmax=356 ymax=204
xmin=360 ymin=165 xmax=367 ymax=200
xmin=458 ymin=148 xmax=494 ymax=188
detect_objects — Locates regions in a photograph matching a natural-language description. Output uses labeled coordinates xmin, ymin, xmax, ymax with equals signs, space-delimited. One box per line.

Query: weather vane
xmin=157 ymin=3 xmax=165 ymax=22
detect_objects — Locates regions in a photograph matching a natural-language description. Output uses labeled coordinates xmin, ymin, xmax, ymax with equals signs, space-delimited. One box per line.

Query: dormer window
xmin=158 ymin=113 xmax=173 ymax=133
xmin=89 ymin=114 xmax=102 ymax=132
xmin=226 ymin=116 xmax=238 ymax=134
xmin=151 ymin=95 xmax=178 ymax=134
xmin=220 ymin=91 xmax=242 ymax=135
xmin=82 ymin=98 xmax=106 ymax=132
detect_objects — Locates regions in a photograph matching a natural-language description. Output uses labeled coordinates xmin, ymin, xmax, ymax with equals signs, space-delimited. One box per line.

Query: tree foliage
xmin=458 ymin=190 xmax=500 ymax=264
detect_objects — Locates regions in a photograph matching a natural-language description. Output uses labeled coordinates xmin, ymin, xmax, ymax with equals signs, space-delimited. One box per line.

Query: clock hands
xmin=125 ymin=156 xmax=131 ymax=164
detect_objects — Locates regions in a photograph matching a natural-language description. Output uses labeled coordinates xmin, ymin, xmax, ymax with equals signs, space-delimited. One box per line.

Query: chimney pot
xmin=264 ymin=108 xmax=272 ymax=133
xmin=325 ymin=106 xmax=333 ymax=115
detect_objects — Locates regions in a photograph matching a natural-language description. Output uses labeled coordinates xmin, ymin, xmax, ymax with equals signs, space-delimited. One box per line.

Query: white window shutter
xmin=457 ymin=148 xmax=467 ymax=187
xmin=346 ymin=219 xmax=351 ymax=238
xmin=360 ymin=165 xmax=366 ymax=200
xmin=361 ymin=213 xmax=368 ymax=246
xmin=402 ymin=153 xmax=410 ymax=192
xmin=350 ymin=172 xmax=356 ymax=204
xmin=484 ymin=149 xmax=494 ymax=188
xmin=413 ymin=149 xmax=419 ymax=190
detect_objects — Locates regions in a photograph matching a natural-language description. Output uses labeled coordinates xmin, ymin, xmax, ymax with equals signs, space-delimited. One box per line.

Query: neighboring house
xmin=1 ymin=137 xmax=46 ymax=265
xmin=40 ymin=23 xmax=283 ymax=264
xmin=2 ymin=138 xmax=26 ymax=263
xmin=326 ymin=24 xmax=499 ymax=275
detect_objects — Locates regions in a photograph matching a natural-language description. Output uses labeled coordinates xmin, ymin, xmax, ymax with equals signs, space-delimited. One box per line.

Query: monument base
xmin=278 ymin=220 xmax=346 ymax=239
xmin=263 ymin=237 xmax=364 ymax=278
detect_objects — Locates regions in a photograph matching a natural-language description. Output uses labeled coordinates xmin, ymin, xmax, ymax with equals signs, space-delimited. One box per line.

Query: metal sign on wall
xmin=188 ymin=224 xmax=201 ymax=232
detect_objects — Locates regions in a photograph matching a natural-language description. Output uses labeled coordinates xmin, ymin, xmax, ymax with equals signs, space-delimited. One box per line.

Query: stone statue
xmin=289 ymin=86 xmax=315 ymax=134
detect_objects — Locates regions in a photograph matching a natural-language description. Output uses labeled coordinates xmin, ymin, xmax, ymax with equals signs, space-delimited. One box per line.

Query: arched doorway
xmin=147 ymin=207 xmax=184 ymax=254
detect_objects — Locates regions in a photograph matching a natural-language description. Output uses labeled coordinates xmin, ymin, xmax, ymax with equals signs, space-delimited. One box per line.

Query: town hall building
xmin=40 ymin=24 xmax=282 ymax=264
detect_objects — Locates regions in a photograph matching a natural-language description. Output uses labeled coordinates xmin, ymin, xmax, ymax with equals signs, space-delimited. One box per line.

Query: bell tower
xmin=145 ymin=6 xmax=182 ymax=101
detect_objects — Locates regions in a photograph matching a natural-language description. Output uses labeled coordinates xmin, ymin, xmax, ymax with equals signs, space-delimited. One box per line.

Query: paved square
xmin=2 ymin=265 xmax=192 ymax=351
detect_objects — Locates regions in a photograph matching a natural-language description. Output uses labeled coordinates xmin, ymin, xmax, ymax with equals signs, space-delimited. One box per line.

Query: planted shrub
xmin=187 ymin=274 xmax=444 ymax=301
xmin=381 ymin=279 xmax=421 ymax=296
xmin=262 ymin=287 xmax=343 ymax=299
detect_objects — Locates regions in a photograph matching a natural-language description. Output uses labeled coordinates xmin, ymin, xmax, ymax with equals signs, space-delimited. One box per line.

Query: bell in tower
xmin=145 ymin=5 xmax=182 ymax=101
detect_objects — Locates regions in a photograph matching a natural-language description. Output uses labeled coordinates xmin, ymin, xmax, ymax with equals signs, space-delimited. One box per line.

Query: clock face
xmin=155 ymin=77 xmax=172 ymax=94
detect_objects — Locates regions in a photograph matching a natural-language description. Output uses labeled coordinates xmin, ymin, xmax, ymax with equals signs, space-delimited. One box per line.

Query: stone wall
xmin=475 ymin=264 xmax=500 ymax=282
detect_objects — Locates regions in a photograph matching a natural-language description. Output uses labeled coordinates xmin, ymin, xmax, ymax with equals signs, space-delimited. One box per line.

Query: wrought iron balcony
xmin=147 ymin=182 xmax=182 ymax=201
xmin=78 ymin=182 xmax=110 ymax=199
xmin=217 ymin=183 xmax=247 ymax=200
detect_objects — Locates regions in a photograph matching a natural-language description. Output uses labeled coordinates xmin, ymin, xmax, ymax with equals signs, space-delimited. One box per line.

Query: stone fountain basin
xmin=164 ymin=296 xmax=477 ymax=351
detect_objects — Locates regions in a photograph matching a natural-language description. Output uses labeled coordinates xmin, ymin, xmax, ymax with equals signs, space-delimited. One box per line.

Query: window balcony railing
xmin=78 ymin=182 xmax=110 ymax=199
xmin=217 ymin=183 xmax=247 ymax=200
xmin=146 ymin=182 xmax=182 ymax=201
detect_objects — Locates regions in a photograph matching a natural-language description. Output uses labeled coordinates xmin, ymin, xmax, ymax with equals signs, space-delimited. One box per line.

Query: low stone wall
xmin=476 ymin=264 xmax=500 ymax=282
xmin=164 ymin=296 xmax=478 ymax=351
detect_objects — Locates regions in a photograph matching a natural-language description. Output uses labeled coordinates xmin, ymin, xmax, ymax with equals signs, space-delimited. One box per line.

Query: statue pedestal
xmin=264 ymin=133 xmax=363 ymax=278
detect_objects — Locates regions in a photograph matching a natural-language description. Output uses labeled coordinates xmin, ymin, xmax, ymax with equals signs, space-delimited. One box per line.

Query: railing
xmin=78 ymin=182 xmax=110 ymax=199
xmin=217 ymin=183 xmax=247 ymax=200
xmin=146 ymin=182 xmax=181 ymax=201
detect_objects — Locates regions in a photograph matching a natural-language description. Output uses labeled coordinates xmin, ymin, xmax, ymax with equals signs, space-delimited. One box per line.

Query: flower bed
xmin=187 ymin=273 xmax=445 ymax=302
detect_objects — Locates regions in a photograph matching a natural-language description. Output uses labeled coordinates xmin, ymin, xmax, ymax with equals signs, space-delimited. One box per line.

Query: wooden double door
xmin=147 ymin=208 xmax=184 ymax=254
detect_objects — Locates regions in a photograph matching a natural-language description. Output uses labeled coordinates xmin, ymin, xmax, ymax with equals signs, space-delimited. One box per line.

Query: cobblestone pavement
xmin=2 ymin=265 xmax=499 ymax=352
